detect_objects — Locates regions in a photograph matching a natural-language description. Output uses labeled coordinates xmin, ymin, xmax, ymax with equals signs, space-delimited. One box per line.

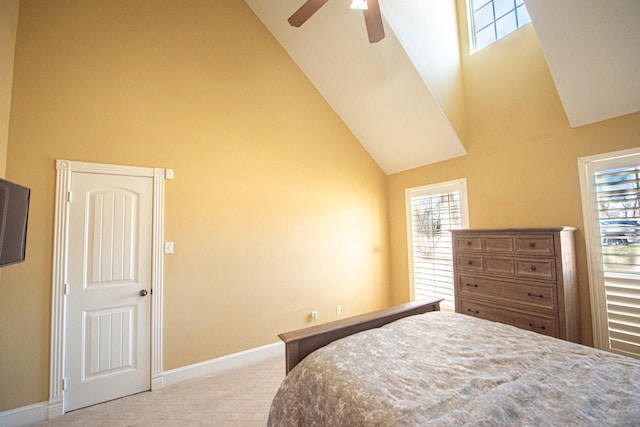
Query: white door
xmin=65 ymin=172 xmax=153 ymax=411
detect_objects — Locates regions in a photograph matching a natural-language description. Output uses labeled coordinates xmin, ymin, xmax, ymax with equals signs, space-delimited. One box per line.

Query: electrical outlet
xmin=310 ymin=310 xmax=318 ymax=322
xmin=336 ymin=305 xmax=342 ymax=315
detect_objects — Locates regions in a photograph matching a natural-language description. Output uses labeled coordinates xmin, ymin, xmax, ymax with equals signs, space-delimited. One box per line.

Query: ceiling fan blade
xmin=288 ymin=0 xmax=330 ymax=27
xmin=363 ymin=0 xmax=385 ymax=43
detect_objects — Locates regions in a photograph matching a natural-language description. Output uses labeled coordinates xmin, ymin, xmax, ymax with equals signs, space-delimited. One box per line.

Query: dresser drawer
xmin=515 ymin=235 xmax=554 ymax=256
xmin=516 ymin=258 xmax=556 ymax=280
xmin=456 ymin=254 xmax=483 ymax=272
xmin=458 ymin=299 xmax=558 ymax=338
xmin=459 ymin=255 xmax=557 ymax=280
xmin=483 ymin=236 xmax=514 ymax=252
xmin=484 ymin=257 xmax=515 ymax=275
xmin=454 ymin=236 xmax=482 ymax=252
xmin=457 ymin=275 xmax=556 ymax=312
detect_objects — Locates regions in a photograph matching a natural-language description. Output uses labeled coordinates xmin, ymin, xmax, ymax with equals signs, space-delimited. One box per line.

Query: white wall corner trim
xmin=162 ymin=342 xmax=285 ymax=388
xmin=0 ymin=402 xmax=49 ymax=427
xmin=48 ymin=160 xmax=165 ymax=417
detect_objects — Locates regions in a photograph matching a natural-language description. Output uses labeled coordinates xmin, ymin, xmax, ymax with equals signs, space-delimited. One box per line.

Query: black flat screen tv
xmin=0 ymin=178 xmax=30 ymax=267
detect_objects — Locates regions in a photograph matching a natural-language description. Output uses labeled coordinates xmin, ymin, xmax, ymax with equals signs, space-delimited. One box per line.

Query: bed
xmin=268 ymin=298 xmax=640 ymax=426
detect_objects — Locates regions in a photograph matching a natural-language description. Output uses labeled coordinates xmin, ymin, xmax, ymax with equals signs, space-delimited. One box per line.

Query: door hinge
xmin=67 ymin=191 xmax=72 ymax=203
xmin=61 ymin=378 xmax=66 ymax=391
xmin=64 ymin=283 xmax=69 ymax=295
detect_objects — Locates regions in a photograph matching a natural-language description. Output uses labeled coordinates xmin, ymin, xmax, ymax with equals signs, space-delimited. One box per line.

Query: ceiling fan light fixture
xmin=288 ymin=0 xmax=384 ymax=43
xmin=350 ymin=0 xmax=368 ymax=10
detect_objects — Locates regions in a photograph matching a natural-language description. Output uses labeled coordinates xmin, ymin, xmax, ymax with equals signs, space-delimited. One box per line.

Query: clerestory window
xmin=469 ymin=0 xmax=531 ymax=52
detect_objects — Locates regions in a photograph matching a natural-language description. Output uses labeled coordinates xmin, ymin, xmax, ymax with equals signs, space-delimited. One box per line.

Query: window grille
xmin=469 ymin=0 xmax=531 ymax=52
xmin=406 ymin=180 xmax=468 ymax=310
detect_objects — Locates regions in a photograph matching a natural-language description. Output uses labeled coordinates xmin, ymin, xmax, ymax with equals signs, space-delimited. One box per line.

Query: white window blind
xmin=579 ymin=148 xmax=640 ymax=359
xmin=406 ymin=180 xmax=469 ymax=310
xmin=594 ymin=165 xmax=640 ymax=357
xmin=596 ymin=166 xmax=640 ymax=270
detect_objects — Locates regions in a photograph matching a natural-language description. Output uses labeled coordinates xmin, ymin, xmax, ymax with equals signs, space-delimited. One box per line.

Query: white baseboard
xmin=0 ymin=401 xmax=48 ymax=427
xmin=0 ymin=341 xmax=284 ymax=426
xmin=162 ymin=341 xmax=284 ymax=387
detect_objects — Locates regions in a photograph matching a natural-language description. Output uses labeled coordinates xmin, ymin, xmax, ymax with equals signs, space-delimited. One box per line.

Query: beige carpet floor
xmin=33 ymin=356 xmax=284 ymax=426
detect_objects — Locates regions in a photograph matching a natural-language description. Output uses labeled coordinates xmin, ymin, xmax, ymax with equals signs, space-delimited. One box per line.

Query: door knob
xmin=139 ymin=289 xmax=148 ymax=297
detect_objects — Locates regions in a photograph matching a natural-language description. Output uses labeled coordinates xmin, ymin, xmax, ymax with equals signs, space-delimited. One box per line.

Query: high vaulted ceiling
xmin=245 ymin=0 xmax=640 ymax=175
xmin=525 ymin=0 xmax=640 ymax=128
xmin=244 ymin=0 xmax=466 ymax=175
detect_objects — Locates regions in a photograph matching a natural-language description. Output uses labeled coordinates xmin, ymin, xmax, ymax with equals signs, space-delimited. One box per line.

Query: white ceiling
xmin=245 ymin=0 xmax=640 ymax=174
xmin=525 ymin=0 xmax=640 ymax=128
xmin=244 ymin=0 xmax=466 ymax=175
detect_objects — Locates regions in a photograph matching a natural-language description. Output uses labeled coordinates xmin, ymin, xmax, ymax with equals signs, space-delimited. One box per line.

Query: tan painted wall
xmin=0 ymin=0 xmax=390 ymax=411
xmin=388 ymin=1 xmax=640 ymax=345
xmin=0 ymin=0 xmax=20 ymax=336
xmin=0 ymin=0 xmax=19 ymax=178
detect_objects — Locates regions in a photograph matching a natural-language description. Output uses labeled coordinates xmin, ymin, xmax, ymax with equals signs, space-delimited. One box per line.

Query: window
xmin=469 ymin=0 xmax=531 ymax=52
xmin=579 ymin=148 xmax=640 ymax=359
xmin=406 ymin=179 xmax=469 ymax=310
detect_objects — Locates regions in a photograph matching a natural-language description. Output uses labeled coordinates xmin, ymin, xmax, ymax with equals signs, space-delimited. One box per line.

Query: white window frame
xmin=405 ymin=178 xmax=470 ymax=310
xmin=578 ymin=147 xmax=640 ymax=353
xmin=467 ymin=0 xmax=531 ymax=53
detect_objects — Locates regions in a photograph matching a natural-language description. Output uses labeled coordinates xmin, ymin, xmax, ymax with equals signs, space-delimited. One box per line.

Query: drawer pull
xmin=530 ymin=265 xmax=537 ymax=272
xmin=466 ymin=241 xmax=472 ymax=246
xmin=527 ymin=292 xmax=544 ymax=299
xmin=528 ymin=323 xmax=546 ymax=331
xmin=466 ymin=283 xmax=479 ymax=288
xmin=529 ymin=242 xmax=536 ymax=248
xmin=467 ymin=260 xmax=474 ymax=266
xmin=467 ymin=309 xmax=480 ymax=314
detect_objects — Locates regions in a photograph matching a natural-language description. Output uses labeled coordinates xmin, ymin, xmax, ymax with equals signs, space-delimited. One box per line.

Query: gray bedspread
xmin=268 ymin=311 xmax=640 ymax=426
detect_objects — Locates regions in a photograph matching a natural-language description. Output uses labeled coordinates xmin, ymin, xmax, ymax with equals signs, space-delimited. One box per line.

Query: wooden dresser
xmin=452 ymin=228 xmax=580 ymax=342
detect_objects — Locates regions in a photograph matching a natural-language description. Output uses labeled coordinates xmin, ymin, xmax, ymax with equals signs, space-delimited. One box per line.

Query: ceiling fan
xmin=288 ymin=0 xmax=385 ymax=43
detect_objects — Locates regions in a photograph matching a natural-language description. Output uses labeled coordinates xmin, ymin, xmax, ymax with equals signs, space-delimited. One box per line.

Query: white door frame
xmin=578 ymin=147 xmax=640 ymax=351
xmin=48 ymin=159 xmax=165 ymax=418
